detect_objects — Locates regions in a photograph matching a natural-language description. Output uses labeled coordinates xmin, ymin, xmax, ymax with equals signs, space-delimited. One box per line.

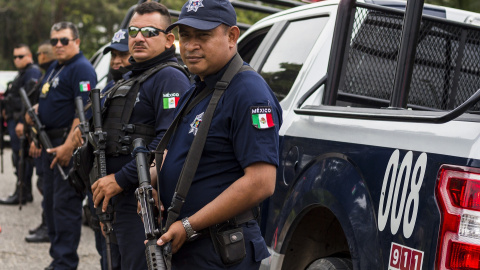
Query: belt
xmin=196 ymin=207 xmax=260 ymax=240
xmin=46 ymin=128 xmax=69 ymax=140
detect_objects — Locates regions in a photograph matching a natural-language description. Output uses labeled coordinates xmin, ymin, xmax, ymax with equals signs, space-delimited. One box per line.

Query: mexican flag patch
xmin=79 ymin=81 xmax=91 ymax=92
xmin=163 ymin=93 xmax=180 ymax=109
xmin=251 ymin=106 xmax=275 ymax=129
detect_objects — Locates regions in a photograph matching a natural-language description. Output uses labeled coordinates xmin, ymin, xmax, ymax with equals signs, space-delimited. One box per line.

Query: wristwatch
xmin=182 ymin=217 xmax=199 ymax=241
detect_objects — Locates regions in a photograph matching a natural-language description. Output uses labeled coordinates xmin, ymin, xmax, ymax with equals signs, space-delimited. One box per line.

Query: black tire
xmin=305 ymin=257 xmax=353 ymax=270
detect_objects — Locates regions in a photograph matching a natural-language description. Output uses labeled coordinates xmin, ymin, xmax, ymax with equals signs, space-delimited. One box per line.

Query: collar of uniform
xmin=129 ymin=46 xmax=177 ymax=76
xmin=54 ymin=52 xmax=84 ymax=68
xmin=196 ymin=55 xmax=236 ymax=91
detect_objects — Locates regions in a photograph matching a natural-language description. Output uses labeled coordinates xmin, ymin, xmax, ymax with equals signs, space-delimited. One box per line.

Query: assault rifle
xmin=19 ymin=88 xmax=68 ymax=180
xmin=75 ymin=96 xmax=89 ymax=138
xmin=88 ymin=88 xmax=114 ymax=270
xmin=133 ymin=138 xmax=169 ymax=270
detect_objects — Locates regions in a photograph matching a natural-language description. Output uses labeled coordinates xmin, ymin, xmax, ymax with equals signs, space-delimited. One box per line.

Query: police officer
xmin=38 ymin=21 xmax=97 ymax=270
xmin=25 ymin=41 xmax=56 ymax=244
xmin=0 ymin=44 xmax=42 ymax=205
xmin=72 ymin=29 xmax=131 ymax=270
xmin=90 ymin=3 xmax=190 ymax=269
xmin=155 ymin=0 xmax=282 ymax=269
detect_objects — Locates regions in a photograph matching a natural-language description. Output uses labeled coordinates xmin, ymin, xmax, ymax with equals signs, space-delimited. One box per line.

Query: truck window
xmin=259 ymin=16 xmax=329 ymax=101
xmin=238 ymin=27 xmax=270 ymax=64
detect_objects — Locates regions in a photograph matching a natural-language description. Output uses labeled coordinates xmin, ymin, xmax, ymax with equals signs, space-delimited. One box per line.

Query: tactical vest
xmin=5 ymin=64 xmax=39 ymax=119
xmin=102 ymin=61 xmax=189 ymax=156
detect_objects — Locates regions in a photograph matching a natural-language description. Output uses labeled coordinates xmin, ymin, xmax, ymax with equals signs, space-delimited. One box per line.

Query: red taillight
xmin=448 ymin=178 xmax=480 ymax=211
xmin=436 ymin=166 xmax=480 ymax=270
xmin=448 ymin=241 xmax=480 ymax=269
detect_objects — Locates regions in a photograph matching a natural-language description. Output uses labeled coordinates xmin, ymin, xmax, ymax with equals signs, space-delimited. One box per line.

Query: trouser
xmin=172 ymin=220 xmax=270 ymax=270
xmin=111 ymin=191 xmax=148 ymax=270
xmin=42 ymin=137 xmax=82 ymax=270
xmin=7 ymin=119 xmax=33 ymax=194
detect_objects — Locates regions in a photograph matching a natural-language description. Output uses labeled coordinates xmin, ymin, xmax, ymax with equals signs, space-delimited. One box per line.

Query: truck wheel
xmin=305 ymin=257 xmax=353 ymax=270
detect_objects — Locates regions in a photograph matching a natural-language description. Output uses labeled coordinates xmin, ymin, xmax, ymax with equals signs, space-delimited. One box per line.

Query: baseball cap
xmin=166 ymin=0 xmax=237 ymax=32
xmin=103 ymin=29 xmax=129 ymax=55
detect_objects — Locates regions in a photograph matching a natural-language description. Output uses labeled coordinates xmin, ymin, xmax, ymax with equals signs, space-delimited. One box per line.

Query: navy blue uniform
xmin=38 ymin=52 xmax=96 ymax=270
xmin=5 ymin=63 xmax=42 ymax=197
xmin=159 ymin=59 xmax=282 ymax=269
xmin=104 ymin=53 xmax=190 ymax=270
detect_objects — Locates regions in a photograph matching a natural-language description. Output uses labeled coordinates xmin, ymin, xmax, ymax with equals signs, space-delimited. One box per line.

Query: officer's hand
xmin=15 ymin=123 xmax=24 ymax=137
xmin=99 ymin=222 xmax=106 ymax=238
xmin=29 ymin=141 xmax=41 ymax=158
xmin=91 ymin=174 xmax=123 ymax=212
xmin=24 ymin=112 xmax=33 ymax=125
xmin=47 ymin=143 xmax=74 ymax=168
xmin=72 ymin=126 xmax=84 ymax=148
xmin=157 ymin=220 xmax=186 ymax=254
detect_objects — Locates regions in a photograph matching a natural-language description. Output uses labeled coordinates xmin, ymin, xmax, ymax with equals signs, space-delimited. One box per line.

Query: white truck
xmin=237 ymin=0 xmax=480 ymax=269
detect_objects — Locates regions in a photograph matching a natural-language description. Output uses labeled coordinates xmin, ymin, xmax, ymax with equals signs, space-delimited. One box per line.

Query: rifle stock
xmin=133 ymin=138 xmax=169 ymax=270
xmin=19 ymin=88 xmax=67 ymax=180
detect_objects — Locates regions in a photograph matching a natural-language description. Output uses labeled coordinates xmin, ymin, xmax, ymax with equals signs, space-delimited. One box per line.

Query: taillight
xmin=436 ymin=166 xmax=480 ymax=270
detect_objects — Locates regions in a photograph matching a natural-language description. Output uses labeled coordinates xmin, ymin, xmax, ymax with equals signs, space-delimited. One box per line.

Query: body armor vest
xmin=102 ymin=61 xmax=188 ymax=156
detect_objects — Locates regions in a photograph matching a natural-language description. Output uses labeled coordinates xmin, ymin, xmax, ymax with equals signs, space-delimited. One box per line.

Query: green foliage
xmin=0 ymin=0 xmax=479 ymax=70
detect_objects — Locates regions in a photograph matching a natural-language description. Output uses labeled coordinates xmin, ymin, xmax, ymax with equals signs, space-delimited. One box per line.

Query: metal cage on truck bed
xmin=325 ymin=1 xmax=480 ymax=112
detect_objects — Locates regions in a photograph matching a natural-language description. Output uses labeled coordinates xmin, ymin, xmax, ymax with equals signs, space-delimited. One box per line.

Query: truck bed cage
xmin=324 ymin=0 xmax=480 ymax=112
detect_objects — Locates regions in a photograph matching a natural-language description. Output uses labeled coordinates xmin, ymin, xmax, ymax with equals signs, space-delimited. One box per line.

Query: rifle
xmin=19 ymin=88 xmax=68 ymax=180
xmin=133 ymin=138 xmax=169 ymax=270
xmin=75 ymin=96 xmax=89 ymax=138
xmin=88 ymin=88 xmax=114 ymax=270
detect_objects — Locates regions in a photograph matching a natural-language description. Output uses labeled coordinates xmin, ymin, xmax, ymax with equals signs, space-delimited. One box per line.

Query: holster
xmin=69 ymin=143 xmax=94 ymax=194
xmin=210 ymin=225 xmax=246 ymax=266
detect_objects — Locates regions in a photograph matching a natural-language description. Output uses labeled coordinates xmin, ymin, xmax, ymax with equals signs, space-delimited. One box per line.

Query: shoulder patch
xmin=79 ymin=81 xmax=91 ymax=92
xmin=251 ymin=106 xmax=275 ymax=129
xmin=163 ymin=93 xmax=180 ymax=109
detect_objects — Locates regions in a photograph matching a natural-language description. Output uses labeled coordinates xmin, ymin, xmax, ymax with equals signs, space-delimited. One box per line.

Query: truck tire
xmin=305 ymin=257 xmax=353 ymax=270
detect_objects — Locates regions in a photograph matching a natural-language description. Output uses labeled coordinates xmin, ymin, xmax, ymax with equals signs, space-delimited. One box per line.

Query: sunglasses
xmin=50 ymin=37 xmax=76 ymax=46
xmin=128 ymin=26 xmax=167 ymax=38
xmin=13 ymin=55 xmax=25 ymax=60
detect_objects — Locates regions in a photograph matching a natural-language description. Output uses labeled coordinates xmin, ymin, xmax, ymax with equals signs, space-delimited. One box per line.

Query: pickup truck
xmin=237 ymin=0 xmax=480 ymax=269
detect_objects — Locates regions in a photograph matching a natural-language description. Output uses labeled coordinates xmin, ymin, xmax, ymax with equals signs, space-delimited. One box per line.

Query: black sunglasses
xmin=13 ymin=55 xmax=25 ymax=60
xmin=128 ymin=26 xmax=167 ymax=38
xmin=50 ymin=37 xmax=76 ymax=46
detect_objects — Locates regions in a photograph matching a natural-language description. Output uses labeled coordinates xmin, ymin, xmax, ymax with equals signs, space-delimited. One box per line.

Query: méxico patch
xmin=79 ymin=81 xmax=91 ymax=92
xmin=163 ymin=92 xmax=180 ymax=109
xmin=251 ymin=106 xmax=274 ymax=129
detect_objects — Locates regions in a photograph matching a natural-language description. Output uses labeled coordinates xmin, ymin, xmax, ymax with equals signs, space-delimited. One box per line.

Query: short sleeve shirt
xmin=159 ymin=60 xmax=283 ymax=219
xmin=38 ymin=52 xmax=97 ymax=129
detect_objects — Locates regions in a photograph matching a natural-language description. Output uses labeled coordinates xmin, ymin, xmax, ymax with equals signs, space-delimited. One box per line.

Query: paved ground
xmin=0 ymin=147 xmax=101 ymax=270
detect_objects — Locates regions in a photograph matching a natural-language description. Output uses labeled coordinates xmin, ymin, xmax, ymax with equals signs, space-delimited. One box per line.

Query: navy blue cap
xmin=166 ymin=0 xmax=237 ymax=32
xmin=103 ymin=29 xmax=129 ymax=55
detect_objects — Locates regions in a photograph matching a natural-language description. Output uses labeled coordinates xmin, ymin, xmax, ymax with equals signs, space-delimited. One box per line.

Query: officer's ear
xmin=165 ymin=32 xmax=175 ymax=49
xmin=227 ymin=26 xmax=240 ymax=48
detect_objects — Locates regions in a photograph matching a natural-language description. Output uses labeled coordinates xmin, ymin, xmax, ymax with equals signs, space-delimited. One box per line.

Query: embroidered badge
xmin=112 ymin=29 xmax=126 ymax=43
xmin=52 ymin=77 xmax=60 ymax=88
xmin=79 ymin=81 xmax=91 ymax=92
xmin=163 ymin=93 xmax=180 ymax=109
xmin=187 ymin=0 xmax=204 ymax=12
xmin=189 ymin=112 xmax=204 ymax=136
xmin=251 ymin=106 xmax=275 ymax=129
